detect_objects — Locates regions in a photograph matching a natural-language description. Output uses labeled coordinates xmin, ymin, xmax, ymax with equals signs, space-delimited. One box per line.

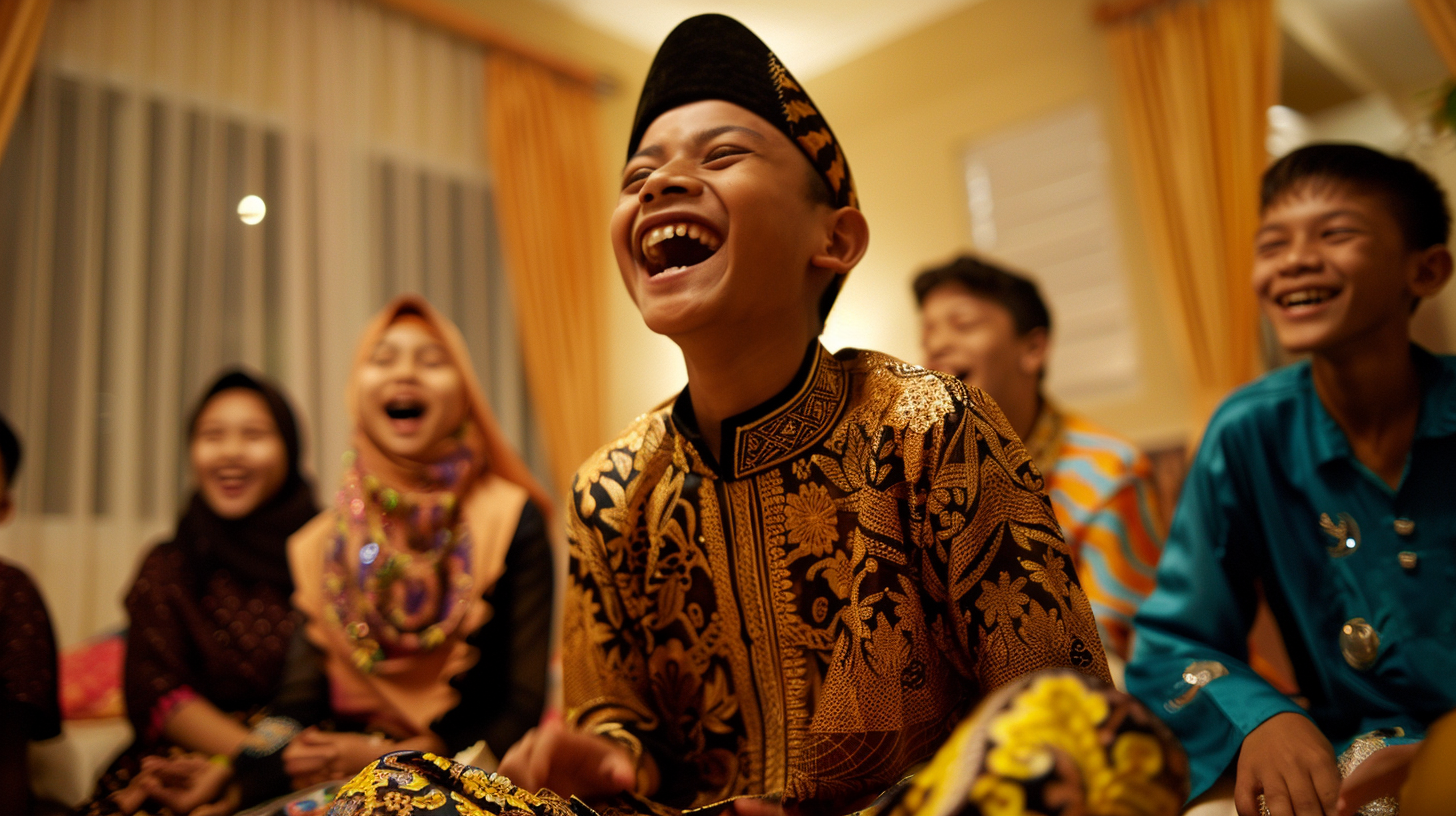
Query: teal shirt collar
xmin=1308 ymin=345 xmax=1456 ymax=468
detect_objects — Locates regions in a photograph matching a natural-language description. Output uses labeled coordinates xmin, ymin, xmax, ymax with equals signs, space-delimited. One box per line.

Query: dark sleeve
xmin=0 ymin=562 xmax=60 ymax=741
xmin=122 ymin=544 xmax=202 ymax=739
xmin=431 ymin=500 xmax=553 ymax=756
xmin=233 ymin=628 xmax=332 ymax=806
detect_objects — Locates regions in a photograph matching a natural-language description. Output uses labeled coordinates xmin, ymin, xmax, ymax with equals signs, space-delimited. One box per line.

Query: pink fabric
xmin=59 ymin=632 xmax=126 ymax=720
xmin=147 ymin=684 xmax=201 ymax=740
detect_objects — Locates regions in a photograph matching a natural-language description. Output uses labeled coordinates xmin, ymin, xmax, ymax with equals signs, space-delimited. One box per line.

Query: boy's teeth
xmin=1282 ymin=288 xmax=1333 ymax=307
xmin=640 ymin=222 xmax=723 ymax=256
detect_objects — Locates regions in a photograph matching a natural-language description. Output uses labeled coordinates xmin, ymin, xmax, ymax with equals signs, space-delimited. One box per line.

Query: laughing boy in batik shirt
xmin=330 ymin=13 xmax=1110 ymax=816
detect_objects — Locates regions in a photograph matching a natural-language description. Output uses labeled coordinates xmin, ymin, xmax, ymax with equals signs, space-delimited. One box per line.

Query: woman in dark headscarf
xmin=86 ymin=370 xmax=319 ymax=815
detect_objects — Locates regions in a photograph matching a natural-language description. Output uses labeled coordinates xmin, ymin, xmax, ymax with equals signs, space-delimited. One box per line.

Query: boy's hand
xmin=1336 ymin=741 xmax=1420 ymax=816
xmin=497 ymin=720 xmax=636 ymax=799
xmin=1236 ymin=713 xmax=1339 ymax=816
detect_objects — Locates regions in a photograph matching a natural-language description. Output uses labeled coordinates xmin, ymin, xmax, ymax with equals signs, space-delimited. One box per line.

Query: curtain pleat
xmin=1101 ymin=0 xmax=1278 ymax=430
xmin=484 ymin=52 xmax=606 ymax=499
xmin=1410 ymin=0 xmax=1456 ymax=74
xmin=0 ymin=0 xmax=50 ymax=155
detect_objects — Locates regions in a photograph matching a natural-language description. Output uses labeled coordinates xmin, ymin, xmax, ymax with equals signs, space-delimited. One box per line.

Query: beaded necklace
xmin=324 ymin=446 xmax=477 ymax=673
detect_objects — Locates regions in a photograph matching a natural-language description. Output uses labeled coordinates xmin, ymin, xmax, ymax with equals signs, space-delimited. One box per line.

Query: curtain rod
xmin=375 ymin=0 xmax=612 ymax=90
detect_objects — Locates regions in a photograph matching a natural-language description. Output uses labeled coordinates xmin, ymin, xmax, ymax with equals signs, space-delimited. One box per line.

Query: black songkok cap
xmin=628 ymin=14 xmax=858 ymax=212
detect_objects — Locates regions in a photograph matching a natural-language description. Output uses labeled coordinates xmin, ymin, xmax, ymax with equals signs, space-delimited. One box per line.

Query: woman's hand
xmin=282 ymin=728 xmax=391 ymax=788
xmin=1336 ymin=741 xmax=1420 ymax=816
xmin=497 ymin=721 xmax=638 ymax=799
xmin=137 ymin=754 xmax=235 ymax=815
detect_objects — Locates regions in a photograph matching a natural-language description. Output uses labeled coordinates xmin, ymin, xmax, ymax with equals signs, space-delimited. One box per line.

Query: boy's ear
xmin=1018 ymin=327 xmax=1051 ymax=379
xmin=809 ymin=207 xmax=870 ymax=276
xmin=1411 ymin=244 xmax=1454 ymax=300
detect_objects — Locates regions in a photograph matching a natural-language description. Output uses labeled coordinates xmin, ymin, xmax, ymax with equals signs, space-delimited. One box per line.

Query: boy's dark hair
xmin=1262 ymin=143 xmax=1451 ymax=250
xmin=913 ymin=255 xmax=1052 ymax=336
xmin=0 ymin=411 xmax=21 ymax=486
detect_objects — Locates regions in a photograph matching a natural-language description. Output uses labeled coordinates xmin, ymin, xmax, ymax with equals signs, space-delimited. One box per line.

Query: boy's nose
xmin=639 ymin=165 xmax=702 ymax=203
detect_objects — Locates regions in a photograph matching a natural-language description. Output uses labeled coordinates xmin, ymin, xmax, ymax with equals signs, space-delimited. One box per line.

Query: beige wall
xmin=809 ymin=0 xmax=1194 ymax=447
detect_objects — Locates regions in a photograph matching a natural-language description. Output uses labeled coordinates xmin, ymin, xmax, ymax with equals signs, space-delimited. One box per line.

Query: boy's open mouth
xmin=1275 ymin=287 xmax=1340 ymax=309
xmin=640 ymin=222 xmax=722 ymax=277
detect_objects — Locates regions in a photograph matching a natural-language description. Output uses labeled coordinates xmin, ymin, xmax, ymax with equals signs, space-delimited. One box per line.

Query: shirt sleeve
xmin=432 ymin=500 xmax=553 ymax=756
xmin=1068 ymin=461 xmax=1165 ymax=659
xmin=920 ymin=388 xmax=1113 ymax=695
xmin=561 ymin=462 xmax=688 ymax=802
xmin=0 ymin=562 xmax=60 ymax=741
xmin=123 ymin=544 xmax=201 ymax=741
xmin=1125 ymin=413 xmax=1307 ymax=799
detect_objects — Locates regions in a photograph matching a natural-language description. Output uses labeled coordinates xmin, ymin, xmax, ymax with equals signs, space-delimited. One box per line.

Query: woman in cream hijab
xmin=145 ymin=295 xmax=555 ymax=814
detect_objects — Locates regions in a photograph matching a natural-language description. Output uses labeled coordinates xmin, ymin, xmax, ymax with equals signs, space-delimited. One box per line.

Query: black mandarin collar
xmin=671 ymin=341 xmax=850 ymax=481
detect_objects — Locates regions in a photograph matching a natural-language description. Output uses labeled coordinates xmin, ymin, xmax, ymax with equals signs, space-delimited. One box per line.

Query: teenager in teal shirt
xmin=1128 ymin=144 xmax=1456 ymax=816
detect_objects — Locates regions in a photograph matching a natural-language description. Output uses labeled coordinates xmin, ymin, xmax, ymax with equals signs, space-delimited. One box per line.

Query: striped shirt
xmin=1024 ymin=402 xmax=1164 ymax=658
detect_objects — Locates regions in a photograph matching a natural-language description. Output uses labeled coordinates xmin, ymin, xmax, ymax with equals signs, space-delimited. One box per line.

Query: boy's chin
xmin=635 ymin=297 xmax=716 ymax=339
xmin=1269 ymin=322 xmax=1338 ymax=357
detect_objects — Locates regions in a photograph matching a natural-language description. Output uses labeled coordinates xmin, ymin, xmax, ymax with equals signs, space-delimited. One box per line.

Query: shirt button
xmin=1340 ymin=618 xmax=1380 ymax=671
xmin=1394 ymin=518 xmax=1415 ymax=535
xmin=1399 ymin=551 xmax=1418 ymax=571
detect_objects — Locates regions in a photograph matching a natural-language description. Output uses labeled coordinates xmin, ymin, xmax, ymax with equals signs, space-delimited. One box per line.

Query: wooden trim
xmin=1094 ymin=0 xmax=1180 ymax=26
xmin=374 ymin=0 xmax=607 ymax=89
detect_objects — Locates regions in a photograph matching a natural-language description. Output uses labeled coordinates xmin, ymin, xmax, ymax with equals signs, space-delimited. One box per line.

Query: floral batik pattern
xmin=866 ymin=670 xmax=1188 ymax=816
xmin=564 ymin=344 xmax=1111 ymax=815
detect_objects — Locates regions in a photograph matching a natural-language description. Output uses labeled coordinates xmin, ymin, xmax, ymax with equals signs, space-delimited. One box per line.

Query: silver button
xmin=1399 ymin=551 xmax=1418 ymax=571
xmin=1394 ymin=518 xmax=1415 ymax=536
xmin=1340 ymin=618 xmax=1380 ymax=671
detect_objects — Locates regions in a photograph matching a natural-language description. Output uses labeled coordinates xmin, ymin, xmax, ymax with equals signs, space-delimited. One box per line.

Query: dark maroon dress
xmin=83 ymin=370 xmax=318 ymax=816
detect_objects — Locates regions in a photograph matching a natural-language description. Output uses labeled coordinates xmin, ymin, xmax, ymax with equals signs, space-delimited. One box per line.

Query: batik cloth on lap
xmin=1022 ymin=403 xmax=1164 ymax=659
xmin=565 ymin=342 xmax=1111 ymax=815
xmin=328 ymin=751 xmax=674 ymax=816
xmin=866 ymin=670 xmax=1188 ymax=816
xmin=1127 ymin=346 xmax=1456 ymax=800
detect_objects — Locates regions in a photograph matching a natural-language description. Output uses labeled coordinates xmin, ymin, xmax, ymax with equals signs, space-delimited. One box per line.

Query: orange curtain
xmin=1099 ymin=0 xmax=1279 ymax=429
xmin=0 ymin=0 xmax=50 ymax=155
xmin=1410 ymin=0 xmax=1456 ymax=74
xmin=485 ymin=52 xmax=607 ymax=498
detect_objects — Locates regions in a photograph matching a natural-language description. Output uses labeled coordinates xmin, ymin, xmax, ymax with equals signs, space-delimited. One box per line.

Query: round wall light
xmin=238 ymin=194 xmax=267 ymax=225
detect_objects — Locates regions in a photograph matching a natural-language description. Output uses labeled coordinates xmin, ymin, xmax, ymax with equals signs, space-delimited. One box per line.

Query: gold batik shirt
xmin=564 ymin=344 xmax=1110 ymax=814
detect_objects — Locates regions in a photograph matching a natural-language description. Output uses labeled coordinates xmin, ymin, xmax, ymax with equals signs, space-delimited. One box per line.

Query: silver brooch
xmin=1321 ymin=512 xmax=1361 ymax=558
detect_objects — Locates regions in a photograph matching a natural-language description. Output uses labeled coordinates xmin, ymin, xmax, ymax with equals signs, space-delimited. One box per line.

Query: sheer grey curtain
xmin=0 ymin=0 xmax=542 ymax=645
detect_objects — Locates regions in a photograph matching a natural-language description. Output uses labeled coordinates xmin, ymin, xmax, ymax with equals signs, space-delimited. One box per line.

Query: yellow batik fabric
xmin=564 ymin=344 xmax=1111 ymax=815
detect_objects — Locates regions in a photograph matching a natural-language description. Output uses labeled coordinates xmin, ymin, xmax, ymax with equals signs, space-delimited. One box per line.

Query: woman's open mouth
xmin=385 ymin=398 xmax=428 ymax=434
xmin=212 ymin=468 xmax=255 ymax=499
xmin=640 ymin=222 xmax=722 ymax=277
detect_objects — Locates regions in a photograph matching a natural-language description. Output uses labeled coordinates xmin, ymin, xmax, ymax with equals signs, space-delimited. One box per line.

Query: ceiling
xmin=1280 ymin=0 xmax=1447 ymax=114
xmin=533 ymin=0 xmax=987 ymax=79
xmin=533 ymin=0 xmax=1448 ymax=116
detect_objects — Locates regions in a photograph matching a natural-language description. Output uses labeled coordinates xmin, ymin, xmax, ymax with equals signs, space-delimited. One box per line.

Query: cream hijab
xmin=289 ymin=294 xmax=551 ymax=737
